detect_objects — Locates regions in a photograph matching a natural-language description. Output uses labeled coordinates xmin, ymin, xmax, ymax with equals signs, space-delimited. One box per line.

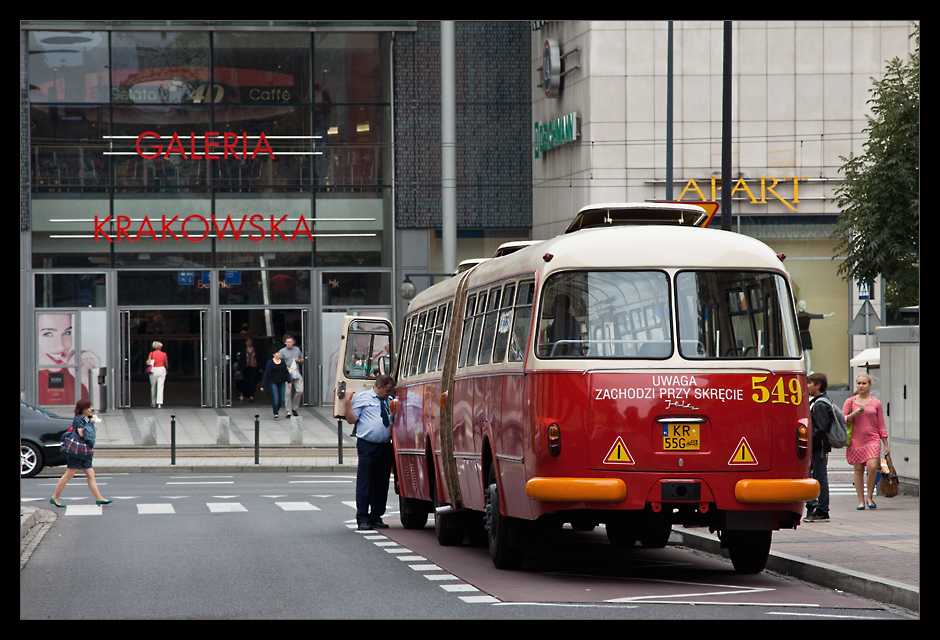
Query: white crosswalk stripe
xmin=207 ymin=503 xmax=248 ymax=512
xmin=137 ymin=504 xmax=176 ymax=514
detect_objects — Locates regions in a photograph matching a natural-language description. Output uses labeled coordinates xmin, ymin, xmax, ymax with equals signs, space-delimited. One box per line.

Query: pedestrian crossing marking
xmin=207 ymin=502 xmax=248 ymax=513
xmin=274 ymin=502 xmax=320 ymax=511
xmin=728 ymin=437 xmax=758 ymax=465
xmin=137 ymin=504 xmax=176 ymax=515
xmin=65 ymin=505 xmax=102 ymax=516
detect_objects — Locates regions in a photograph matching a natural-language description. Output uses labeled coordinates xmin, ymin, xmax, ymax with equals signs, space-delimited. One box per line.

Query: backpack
xmin=814 ymin=396 xmax=847 ymax=448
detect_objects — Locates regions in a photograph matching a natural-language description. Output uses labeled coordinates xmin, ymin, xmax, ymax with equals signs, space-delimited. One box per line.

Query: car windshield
xmin=21 ymin=401 xmax=63 ymax=419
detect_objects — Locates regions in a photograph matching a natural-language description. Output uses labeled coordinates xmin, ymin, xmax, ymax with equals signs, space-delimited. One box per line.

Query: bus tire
xmin=485 ymin=465 xmax=525 ymax=569
xmin=640 ymin=525 xmax=672 ymax=548
xmin=605 ymin=521 xmax=637 ymax=548
xmin=726 ymin=530 xmax=772 ymax=574
xmin=399 ymin=495 xmax=430 ymax=530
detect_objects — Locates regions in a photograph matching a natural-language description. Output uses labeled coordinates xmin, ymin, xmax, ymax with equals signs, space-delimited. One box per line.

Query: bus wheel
xmin=485 ymin=465 xmax=525 ymax=569
xmin=726 ymin=530 xmax=772 ymax=574
xmin=399 ymin=495 xmax=430 ymax=530
xmin=639 ymin=525 xmax=672 ymax=548
xmin=605 ymin=521 xmax=637 ymax=548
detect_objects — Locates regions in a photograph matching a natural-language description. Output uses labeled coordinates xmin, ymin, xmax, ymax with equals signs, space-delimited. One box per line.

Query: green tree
xmin=832 ymin=23 xmax=919 ymax=314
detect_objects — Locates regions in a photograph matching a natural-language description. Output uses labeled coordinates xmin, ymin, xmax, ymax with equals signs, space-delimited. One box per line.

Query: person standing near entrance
xmin=280 ymin=334 xmax=305 ymax=417
xmin=147 ymin=341 xmax=168 ymax=408
xmin=345 ymin=375 xmax=395 ymax=530
xmin=804 ymin=372 xmax=832 ymax=522
xmin=260 ymin=349 xmax=290 ymax=420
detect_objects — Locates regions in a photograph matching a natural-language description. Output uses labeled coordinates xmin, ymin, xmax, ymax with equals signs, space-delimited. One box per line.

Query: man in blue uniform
xmin=346 ymin=375 xmax=395 ymax=530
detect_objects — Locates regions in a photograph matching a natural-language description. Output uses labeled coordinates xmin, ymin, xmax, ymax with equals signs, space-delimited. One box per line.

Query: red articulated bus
xmin=376 ymin=203 xmax=817 ymax=573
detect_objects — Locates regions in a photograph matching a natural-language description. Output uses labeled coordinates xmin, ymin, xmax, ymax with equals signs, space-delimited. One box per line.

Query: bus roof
xmin=566 ymin=202 xmax=709 ymax=233
xmin=407 ymin=223 xmax=787 ymax=313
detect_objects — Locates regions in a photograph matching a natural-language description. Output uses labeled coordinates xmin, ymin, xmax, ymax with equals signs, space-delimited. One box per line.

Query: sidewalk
xmin=21 ymin=403 xmax=919 ymax=613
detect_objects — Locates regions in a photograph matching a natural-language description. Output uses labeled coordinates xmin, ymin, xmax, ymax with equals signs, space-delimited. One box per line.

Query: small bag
xmin=145 ymin=352 xmax=153 ymax=374
xmin=878 ymin=453 xmax=900 ymax=498
xmin=61 ymin=427 xmax=93 ymax=460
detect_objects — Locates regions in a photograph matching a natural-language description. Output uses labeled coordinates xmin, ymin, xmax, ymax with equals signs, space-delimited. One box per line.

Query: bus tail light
xmin=796 ymin=423 xmax=809 ymax=458
xmin=548 ymin=423 xmax=561 ymax=457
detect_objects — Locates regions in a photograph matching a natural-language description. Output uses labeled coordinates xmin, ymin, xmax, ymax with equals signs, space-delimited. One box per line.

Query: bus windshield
xmin=537 ymin=271 xmax=672 ymax=358
xmin=675 ymin=270 xmax=801 ymax=359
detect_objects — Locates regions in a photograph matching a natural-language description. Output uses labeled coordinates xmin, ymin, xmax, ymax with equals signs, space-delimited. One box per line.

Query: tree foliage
xmin=832 ymin=23 xmax=919 ymax=310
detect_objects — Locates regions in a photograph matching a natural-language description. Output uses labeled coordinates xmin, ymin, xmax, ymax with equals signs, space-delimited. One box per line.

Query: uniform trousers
xmin=355 ymin=438 xmax=393 ymax=526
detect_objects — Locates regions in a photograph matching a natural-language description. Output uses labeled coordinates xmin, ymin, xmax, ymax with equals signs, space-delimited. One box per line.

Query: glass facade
xmin=28 ymin=29 xmax=393 ymax=270
xmin=24 ymin=24 xmax=399 ymax=408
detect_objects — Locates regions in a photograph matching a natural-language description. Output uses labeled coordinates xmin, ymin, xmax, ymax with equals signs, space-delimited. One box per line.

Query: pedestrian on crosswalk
xmin=49 ymin=400 xmax=112 ymax=508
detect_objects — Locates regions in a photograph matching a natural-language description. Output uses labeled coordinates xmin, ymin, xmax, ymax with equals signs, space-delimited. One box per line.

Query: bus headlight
xmin=548 ymin=423 xmax=561 ymax=457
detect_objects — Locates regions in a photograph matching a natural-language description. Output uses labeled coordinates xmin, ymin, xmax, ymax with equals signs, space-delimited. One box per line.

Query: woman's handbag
xmin=145 ymin=352 xmax=153 ymax=374
xmin=878 ymin=452 xmax=900 ymax=498
xmin=61 ymin=427 xmax=93 ymax=460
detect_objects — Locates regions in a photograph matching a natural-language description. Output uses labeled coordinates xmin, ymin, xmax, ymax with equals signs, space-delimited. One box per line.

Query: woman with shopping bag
xmin=843 ymin=373 xmax=889 ymax=510
xmin=49 ymin=400 xmax=112 ymax=508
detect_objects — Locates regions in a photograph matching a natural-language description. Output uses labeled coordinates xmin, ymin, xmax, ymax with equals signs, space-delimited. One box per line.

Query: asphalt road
xmin=20 ymin=472 xmax=913 ymax=620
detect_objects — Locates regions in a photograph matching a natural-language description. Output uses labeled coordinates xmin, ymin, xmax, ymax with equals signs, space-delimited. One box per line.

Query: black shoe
xmin=357 ymin=522 xmax=373 ymax=530
xmin=805 ymin=510 xmax=829 ymax=522
xmin=292 ymin=410 xmax=299 ymax=417
xmin=371 ymin=520 xmax=389 ymax=529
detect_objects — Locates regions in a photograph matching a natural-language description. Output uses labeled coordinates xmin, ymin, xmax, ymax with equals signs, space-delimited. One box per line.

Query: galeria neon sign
xmin=134 ymin=131 xmax=275 ymax=160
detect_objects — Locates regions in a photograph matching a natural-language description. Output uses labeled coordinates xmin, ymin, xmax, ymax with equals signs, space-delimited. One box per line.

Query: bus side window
xmin=508 ymin=281 xmax=534 ymax=362
xmin=409 ymin=311 xmax=427 ymax=377
xmin=492 ymin=282 xmax=516 ymax=363
xmin=428 ymin=303 xmax=447 ymax=372
xmin=477 ymin=286 xmax=502 ymax=365
xmin=458 ymin=294 xmax=477 ymax=368
xmin=466 ymin=292 xmax=488 ymax=367
xmin=436 ymin=302 xmax=452 ymax=371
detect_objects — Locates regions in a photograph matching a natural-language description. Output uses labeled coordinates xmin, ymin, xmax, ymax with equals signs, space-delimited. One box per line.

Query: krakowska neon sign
xmin=94 ymin=214 xmax=314 ymax=243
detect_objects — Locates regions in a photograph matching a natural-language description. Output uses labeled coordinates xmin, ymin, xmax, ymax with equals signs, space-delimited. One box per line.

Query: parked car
xmin=21 ymin=400 xmax=70 ymax=478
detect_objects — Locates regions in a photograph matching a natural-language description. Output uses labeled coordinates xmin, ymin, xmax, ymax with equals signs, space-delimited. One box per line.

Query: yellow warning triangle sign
xmin=728 ymin=437 xmax=758 ymax=465
xmin=604 ymin=436 xmax=635 ymax=465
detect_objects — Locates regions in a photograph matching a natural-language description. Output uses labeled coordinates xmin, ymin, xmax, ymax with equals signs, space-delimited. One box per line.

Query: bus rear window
xmin=537 ymin=271 xmax=672 ymax=359
xmin=675 ymin=271 xmax=801 ymax=359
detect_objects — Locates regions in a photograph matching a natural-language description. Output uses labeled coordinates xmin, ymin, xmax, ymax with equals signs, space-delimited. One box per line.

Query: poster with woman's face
xmin=37 ymin=313 xmax=76 ymax=405
xmin=36 ymin=312 xmax=106 ymax=406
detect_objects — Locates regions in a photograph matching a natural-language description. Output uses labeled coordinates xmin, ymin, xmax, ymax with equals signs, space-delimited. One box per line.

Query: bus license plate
xmin=662 ymin=424 xmax=700 ymax=451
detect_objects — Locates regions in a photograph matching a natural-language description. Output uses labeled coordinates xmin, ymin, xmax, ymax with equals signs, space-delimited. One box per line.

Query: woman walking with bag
xmin=843 ymin=373 xmax=889 ymax=510
xmin=260 ymin=349 xmax=291 ymax=420
xmin=49 ymin=400 xmax=111 ymax=508
xmin=148 ymin=341 xmax=168 ymax=408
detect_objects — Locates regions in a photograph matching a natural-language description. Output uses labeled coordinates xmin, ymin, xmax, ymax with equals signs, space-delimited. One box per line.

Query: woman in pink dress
xmin=843 ymin=373 xmax=889 ymax=510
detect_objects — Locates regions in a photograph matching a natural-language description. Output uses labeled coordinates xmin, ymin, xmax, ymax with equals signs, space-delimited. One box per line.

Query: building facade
xmin=530 ymin=20 xmax=918 ymax=388
xmin=20 ymin=20 xmax=532 ymax=410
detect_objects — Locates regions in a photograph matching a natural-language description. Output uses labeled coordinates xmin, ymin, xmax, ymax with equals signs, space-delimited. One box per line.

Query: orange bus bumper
xmin=525 ymin=477 xmax=627 ymax=503
xmin=734 ymin=478 xmax=819 ymax=503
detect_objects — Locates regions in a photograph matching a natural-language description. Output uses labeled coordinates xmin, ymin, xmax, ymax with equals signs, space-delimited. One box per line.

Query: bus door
xmin=332 ymin=316 xmax=394 ymax=419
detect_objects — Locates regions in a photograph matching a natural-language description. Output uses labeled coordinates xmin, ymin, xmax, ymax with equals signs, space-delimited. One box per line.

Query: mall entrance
xmin=117 ymin=308 xmax=310 ymax=408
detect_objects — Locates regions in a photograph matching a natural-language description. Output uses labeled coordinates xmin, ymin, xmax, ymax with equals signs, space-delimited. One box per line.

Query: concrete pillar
xmin=142 ymin=417 xmax=157 ymax=446
xmin=216 ymin=416 xmax=230 ymax=445
xmin=290 ymin=415 xmax=304 ymax=445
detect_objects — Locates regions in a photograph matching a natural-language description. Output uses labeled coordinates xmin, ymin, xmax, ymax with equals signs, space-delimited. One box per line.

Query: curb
xmin=89 ymin=464 xmax=360 ymax=474
xmin=676 ymin=528 xmax=919 ymax=613
xmin=21 ymin=507 xmax=37 ymax=538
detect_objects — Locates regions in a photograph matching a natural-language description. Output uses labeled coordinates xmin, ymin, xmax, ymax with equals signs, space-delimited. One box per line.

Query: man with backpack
xmin=804 ymin=372 xmax=833 ymax=522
